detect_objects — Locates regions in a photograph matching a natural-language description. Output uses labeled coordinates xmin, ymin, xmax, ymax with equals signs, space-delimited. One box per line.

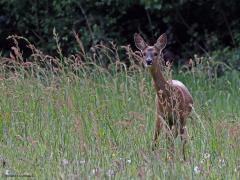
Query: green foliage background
xmin=0 ymin=0 xmax=240 ymax=55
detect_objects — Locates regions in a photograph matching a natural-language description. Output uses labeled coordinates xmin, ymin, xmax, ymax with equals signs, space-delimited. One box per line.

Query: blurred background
xmin=0 ymin=0 xmax=239 ymax=69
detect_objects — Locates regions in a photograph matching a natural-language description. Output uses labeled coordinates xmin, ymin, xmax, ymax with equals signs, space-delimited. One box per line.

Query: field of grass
xmin=0 ymin=63 xmax=239 ymax=179
xmin=0 ymin=37 xmax=239 ymax=179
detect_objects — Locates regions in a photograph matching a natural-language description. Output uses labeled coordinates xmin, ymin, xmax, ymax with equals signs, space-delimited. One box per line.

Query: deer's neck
xmin=149 ymin=58 xmax=169 ymax=95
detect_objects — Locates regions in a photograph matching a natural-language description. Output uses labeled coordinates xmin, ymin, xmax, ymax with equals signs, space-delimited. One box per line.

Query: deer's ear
xmin=134 ymin=33 xmax=147 ymax=51
xmin=154 ymin=33 xmax=167 ymax=51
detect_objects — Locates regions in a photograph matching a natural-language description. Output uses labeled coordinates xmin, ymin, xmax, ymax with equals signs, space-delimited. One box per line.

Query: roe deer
xmin=134 ymin=33 xmax=193 ymax=160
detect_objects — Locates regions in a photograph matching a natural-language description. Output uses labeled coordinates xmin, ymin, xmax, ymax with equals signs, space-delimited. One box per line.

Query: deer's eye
xmin=154 ymin=52 xmax=158 ymax=56
xmin=142 ymin=52 xmax=146 ymax=56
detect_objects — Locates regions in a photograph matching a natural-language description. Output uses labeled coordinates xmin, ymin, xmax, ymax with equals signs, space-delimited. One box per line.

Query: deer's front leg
xmin=152 ymin=113 xmax=164 ymax=151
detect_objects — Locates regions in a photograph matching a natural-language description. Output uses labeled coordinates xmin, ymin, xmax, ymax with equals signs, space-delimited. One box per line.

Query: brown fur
xmin=134 ymin=33 xmax=193 ymax=160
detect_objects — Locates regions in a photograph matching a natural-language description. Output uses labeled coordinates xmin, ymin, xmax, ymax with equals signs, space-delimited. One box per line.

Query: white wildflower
xmin=218 ymin=159 xmax=226 ymax=168
xmin=194 ymin=166 xmax=201 ymax=174
xmin=126 ymin=159 xmax=131 ymax=164
xmin=106 ymin=169 xmax=114 ymax=177
xmin=92 ymin=168 xmax=100 ymax=175
xmin=200 ymin=159 xmax=205 ymax=164
xmin=79 ymin=160 xmax=86 ymax=165
xmin=204 ymin=153 xmax=210 ymax=159
xmin=163 ymin=169 xmax=167 ymax=174
xmin=4 ymin=170 xmax=11 ymax=176
xmin=234 ymin=165 xmax=240 ymax=172
xmin=61 ymin=159 xmax=69 ymax=167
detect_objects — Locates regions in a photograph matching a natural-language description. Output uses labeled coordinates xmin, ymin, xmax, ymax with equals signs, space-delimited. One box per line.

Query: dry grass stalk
xmin=216 ymin=122 xmax=240 ymax=141
xmin=66 ymin=96 xmax=87 ymax=153
xmin=73 ymin=31 xmax=86 ymax=56
xmin=115 ymin=119 xmax=133 ymax=129
xmin=128 ymin=111 xmax=144 ymax=122
xmin=137 ymin=166 xmax=146 ymax=180
xmin=74 ymin=117 xmax=87 ymax=153
xmin=90 ymin=112 xmax=101 ymax=155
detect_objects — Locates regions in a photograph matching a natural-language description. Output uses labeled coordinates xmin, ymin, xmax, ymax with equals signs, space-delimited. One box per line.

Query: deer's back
xmin=170 ymin=80 xmax=193 ymax=105
xmin=156 ymin=80 xmax=193 ymax=125
xmin=170 ymin=80 xmax=193 ymax=119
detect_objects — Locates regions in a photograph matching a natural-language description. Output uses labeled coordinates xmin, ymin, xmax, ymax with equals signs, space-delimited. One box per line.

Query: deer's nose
xmin=146 ymin=58 xmax=153 ymax=65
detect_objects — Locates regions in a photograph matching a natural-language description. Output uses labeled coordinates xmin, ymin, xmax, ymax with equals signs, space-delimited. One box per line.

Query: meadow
xmin=0 ymin=37 xmax=240 ymax=179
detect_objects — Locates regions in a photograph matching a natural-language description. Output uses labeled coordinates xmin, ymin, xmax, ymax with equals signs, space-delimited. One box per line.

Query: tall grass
xmin=0 ymin=35 xmax=239 ymax=179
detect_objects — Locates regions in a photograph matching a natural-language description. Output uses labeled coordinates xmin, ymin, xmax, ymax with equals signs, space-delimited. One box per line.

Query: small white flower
xmin=92 ymin=168 xmax=100 ymax=175
xmin=79 ymin=160 xmax=86 ymax=164
xmin=200 ymin=159 xmax=205 ymax=164
xmin=234 ymin=165 xmax=240 ymax=172
xmin=106 ymin=169 xmax=114 ymax=177
xmin=4 ymin=170 xmax=11 ymax=176
xmin=61 ymin=159 xmax=69 ymax=166
xmin=126 ymin=159 xmax=131 ymax=164
xmin=204 ymin=153 xmax=210 ymax=159
xmin=194 ymin=166 xmax=201 ymax=174
xmin=163 ymin=169 xmax=167 ymax=174
xmin=218 ymin=159 xmax=226 ymax=168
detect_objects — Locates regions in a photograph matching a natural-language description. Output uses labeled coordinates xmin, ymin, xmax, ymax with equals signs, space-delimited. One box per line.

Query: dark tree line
xmin=0 ymin=0 xmax=239 ymax=65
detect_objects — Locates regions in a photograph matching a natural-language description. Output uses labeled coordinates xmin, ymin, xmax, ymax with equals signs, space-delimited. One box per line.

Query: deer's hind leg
xmin=180 ymin=111 xmax=191 ymax=160
xmin=180 ymin=117 xmax=188 ymax=160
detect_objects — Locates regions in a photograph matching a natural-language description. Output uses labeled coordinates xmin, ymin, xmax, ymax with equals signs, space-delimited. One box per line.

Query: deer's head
xmin=134 ymin=33 xmax=167 ymax=67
